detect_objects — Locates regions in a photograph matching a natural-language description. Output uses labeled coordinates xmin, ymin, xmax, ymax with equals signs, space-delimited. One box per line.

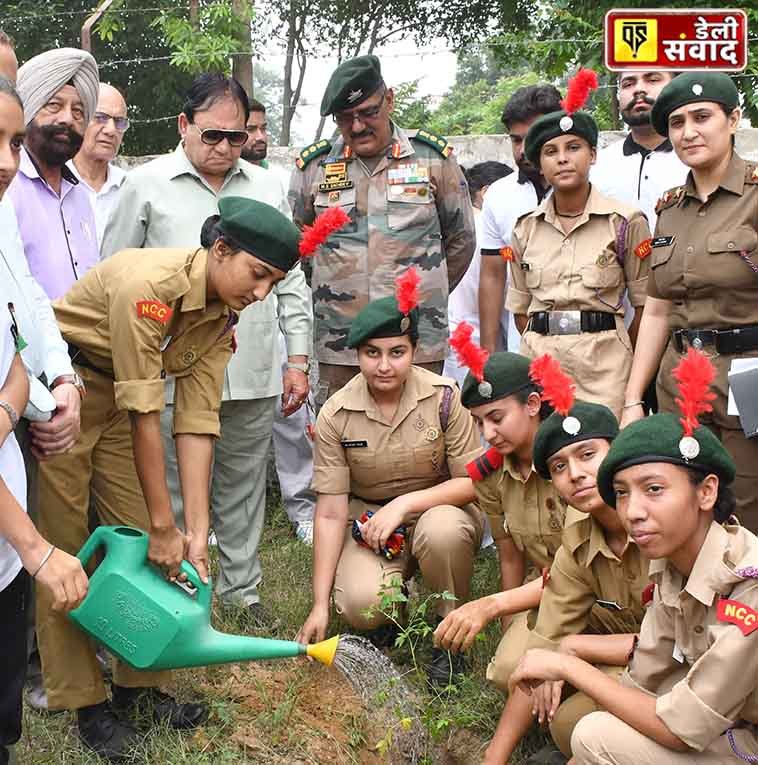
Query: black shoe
xmin=77 ymin=701 xmax=141 ymax=762
xmin=364 ymin=622 xmax=400 ymax=649
xmin=111 ymin=685 xmax=208 ymax=730
xmin=526 ymin=744 xmax=568 ymax=765
xmin=245 ymin=602 xmax=282 ymax=632
xmin=427 ymin=646 xmax=466 ymax=687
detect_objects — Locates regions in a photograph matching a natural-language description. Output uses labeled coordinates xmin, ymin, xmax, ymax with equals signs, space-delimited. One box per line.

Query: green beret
xmin=216 ymin=197 xmax=301 ymax=272
xmin=347 ymin=296 xmax=418 ymax=349
xmin=524 ymin=110 xmax=599 ymax=168
xmin=533 ymin=401 xmax=619 ymax=480
xmin=651 ymin=72 xmax=739 ymax=137
xmin=320 ymin=55 xmax=383 ymax=116
xmin=461 ymin=352 xmax=532 ymax=409
xmin=597 ymin=413 xmax=736 ymax=508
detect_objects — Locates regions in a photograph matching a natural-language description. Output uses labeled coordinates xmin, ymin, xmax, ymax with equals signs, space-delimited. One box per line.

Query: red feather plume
xmin=298 ymin=206 xmax=351 ymax=258
xmin=449 ymin=321 xmax=489 ymax=383
xmin=673 ymin=348 xmax=716 ymax=437
xmin=395 ymin=267 xmax=421 ymax=316
xmin=528 ymin=354 xmax=576 ymax=417
xmin=561 ymin=68 xmax=599 ymax=115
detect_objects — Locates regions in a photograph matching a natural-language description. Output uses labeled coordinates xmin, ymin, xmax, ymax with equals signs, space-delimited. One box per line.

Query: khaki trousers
xmin=485 ymin=611 xmax=531 ymax=691
xmin=36 ymin=367 xmax=170 ymax=710
xmin=572 ymin=711 xmax=757 ymax=764
xmin=333 ymin=501 xmax=483 ymax=630
xmin=317 ymin=362 xmax=445 ymax=404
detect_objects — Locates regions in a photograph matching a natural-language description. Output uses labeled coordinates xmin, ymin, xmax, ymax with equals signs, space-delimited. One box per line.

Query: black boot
xmin=111 ymin=685 xmax=208 ymax=730
xmin=427 ymin=646 xmax=466 ymax=687
xmin=77 ymin=701 xmax=141 ymax=761
xmin=364 ymin=622 xmax=400 ymax=649
xmin=526 ymin=744 xmax=568 ymax=764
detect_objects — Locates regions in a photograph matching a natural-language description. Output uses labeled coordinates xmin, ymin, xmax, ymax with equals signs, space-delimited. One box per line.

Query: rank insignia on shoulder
xmin=717 ymin=598 xmax=758 ymax=636
xmin=655 ymin=187 xmax=683 ymax=213
xmin=500 ymin=246 xmax=514 ymax=262
xmin=295 ymin=139 xmax=331 ymax=170
xmin=466 ymin=446 xmax=504 ymax=481
xmin=634 ymin=238 xmax=652 ymax=260
xmin=412 ymin=129 xmax=453 ymax=158
xmin=136 ymin=299 xmax=173 ymax=324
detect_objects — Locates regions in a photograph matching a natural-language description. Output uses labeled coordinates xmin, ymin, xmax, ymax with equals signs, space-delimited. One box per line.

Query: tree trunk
xmin=231 ymin=0 xmax=253 ymax=97
xmin=280 ymin=4 xmax=296 ymax=145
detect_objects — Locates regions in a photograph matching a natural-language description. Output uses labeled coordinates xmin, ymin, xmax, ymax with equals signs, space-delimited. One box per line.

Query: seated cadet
xmin=511 ymin=349 xmax=758 ymax=764
xmin=482 ymin=356 xmax=648 ymax=765
xmin=435 ymin=330 xmax=567 ymax=694
xmin=506 ymin=69 xmax=651 ymax=418
xmin=36 ymin=199 xmax=346 ymax=761
xmin=296 ymin=270 xmax=484 ymax=685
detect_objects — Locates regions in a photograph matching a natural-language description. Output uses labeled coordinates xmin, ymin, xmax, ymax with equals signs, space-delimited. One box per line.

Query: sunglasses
xmin=333 ymin=89 xmax=387 ymax=127
xmin=191 ymin=124 xmax=249 ymax=147
xmin=92 ymin=111 xmax=130 ymax=132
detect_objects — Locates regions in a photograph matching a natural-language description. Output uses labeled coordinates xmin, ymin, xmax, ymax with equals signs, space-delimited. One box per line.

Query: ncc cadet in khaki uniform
xmin=296 ymin=279 xmax=484 ymax=685
xmin=483 ymin=391 xmax=648 ymax=765
xmin=622 ymin=72 xmax=758 ymax=533
xmin=433 ymin=348 xmax=568 ymax=695
xmin=506 ymin=71 xmax=652 ymax=418
xmin=35 ymin=199 xmax=310 ymax=761
xmin=288 ymin=54 xmax=476 ymax=400
xmin=511 ymin=353 xmax=758 ymax=764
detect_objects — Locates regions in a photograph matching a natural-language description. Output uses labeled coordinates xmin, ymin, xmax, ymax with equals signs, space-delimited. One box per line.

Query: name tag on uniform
xmin=652 ymin=235 xmax=675 ymax=248
xmin=341 ymin=440 xmax=368 ymax=448
xmin=596 ymin=599 xmax=622 ymax=611
xmin=318 ymin=161 xmax=354 ymax=193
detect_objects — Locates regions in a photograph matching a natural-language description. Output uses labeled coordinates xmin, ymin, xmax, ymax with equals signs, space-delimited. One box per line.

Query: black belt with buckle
xmin=530 ymin=310 xmax=616 ymax=336
xmin=67 ymin=343 xmax=114 ymax=379
xmin=672 ymin=326 xmax=758 ymax=355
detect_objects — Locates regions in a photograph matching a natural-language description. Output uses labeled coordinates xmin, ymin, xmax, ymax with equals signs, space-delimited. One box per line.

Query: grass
xmin=16 ymin=482 xmax=548 ymax=764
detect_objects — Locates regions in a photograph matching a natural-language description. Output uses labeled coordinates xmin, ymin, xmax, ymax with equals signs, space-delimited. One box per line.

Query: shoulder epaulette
xmin=411 ymin=129 xmax=453 ymax=158
xmin=746 ymin=163 xmax=758 ymax=185
xmin=466 ymin=447 xmax=504 ymax=481
xmin=295 ymin=139 xmax=331 ymax=170
xmin=654 ymin=186 xmax=684 ymax=214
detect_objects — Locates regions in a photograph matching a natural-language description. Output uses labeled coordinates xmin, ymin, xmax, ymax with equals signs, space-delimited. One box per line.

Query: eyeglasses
xmin=190 ymin=124 xmax=249 ymax=147
xmin=333 ymin=90 xmax=387 ymax=127
xmin=92 ymin=111 xmax=130 ymax=132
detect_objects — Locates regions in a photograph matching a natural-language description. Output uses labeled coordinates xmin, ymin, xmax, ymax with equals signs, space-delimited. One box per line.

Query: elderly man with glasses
xmin=69 ymin=83 xmax=129 ymax=248
xmin=101 ymin=72 xmax=312 ymax=633
xmin=289 ymin=54 xmax=476 ymax=402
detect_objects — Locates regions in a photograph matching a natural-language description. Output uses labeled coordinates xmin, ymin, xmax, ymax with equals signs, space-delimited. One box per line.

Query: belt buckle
xmin=548 ymin=311 xmax=582 ymax=335
xmin=688 ymin=330 xmax=717 ymax=352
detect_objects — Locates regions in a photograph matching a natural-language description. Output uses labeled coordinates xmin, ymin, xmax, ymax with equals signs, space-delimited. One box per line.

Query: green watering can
xmin=69 ymin=526 xmax=338 ymax=670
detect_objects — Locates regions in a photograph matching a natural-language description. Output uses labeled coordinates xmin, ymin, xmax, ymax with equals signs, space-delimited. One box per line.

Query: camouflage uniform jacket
xmin=288 ymin=124 xmax=475 ymax=365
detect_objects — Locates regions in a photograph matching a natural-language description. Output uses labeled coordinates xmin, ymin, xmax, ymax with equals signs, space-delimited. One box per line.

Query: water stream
xmin=332 ymin=634 xmax=428 ymax=762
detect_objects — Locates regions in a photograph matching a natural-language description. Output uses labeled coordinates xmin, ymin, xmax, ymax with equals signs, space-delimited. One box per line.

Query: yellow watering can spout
xmin=306 ymin=634 xmax=340 ymax=666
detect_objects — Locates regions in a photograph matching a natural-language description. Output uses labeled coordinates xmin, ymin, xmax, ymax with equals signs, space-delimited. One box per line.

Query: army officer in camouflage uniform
xmin=289 ymin=55 xmax=476 ymax=400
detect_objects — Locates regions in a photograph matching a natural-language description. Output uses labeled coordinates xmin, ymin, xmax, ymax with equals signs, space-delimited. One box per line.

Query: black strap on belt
xmin=67 ymin=343 xmax=114 ymax=379
xmin=530 ymin=311 xmax=615 ymax=335
xmin=672 ymin=326 xmax=758 ymax=355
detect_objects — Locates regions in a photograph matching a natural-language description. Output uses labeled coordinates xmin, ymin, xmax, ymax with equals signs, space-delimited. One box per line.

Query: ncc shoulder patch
xmin=466 ymin=446 xmax=504 ymax=481
xmin=746 ymin=163 xmax=758 ymax=185
xmin=136 ymin=299 xmax=173 ymax=324
xmin=717 ymin=598 xmax=758 ymax=636
xmin=655 ymin=186 xmax=684 ymax=214
xmin=295 ymin=139 xmax=331 ymax=170
xmin=634 ymin=238 xmax=652 ymax=260
xmin=500 ymin=245 xmax=514 ymax=262
xmin=412 ymin=129 xmax=453 ymax=158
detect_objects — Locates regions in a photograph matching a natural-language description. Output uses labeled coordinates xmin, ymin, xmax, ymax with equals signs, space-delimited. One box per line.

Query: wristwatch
xmin=287 ymin=361 xmax=311 ymax=374
xmin=51 ymin=373 xmax=87 ymax=399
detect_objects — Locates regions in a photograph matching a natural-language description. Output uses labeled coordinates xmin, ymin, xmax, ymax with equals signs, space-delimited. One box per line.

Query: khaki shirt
xmin=649 ymin=153 xmax=758 ymax=429
xmin=505 ymin=188 xmax=651 ymax=416
xmin=289 ymin=124 xmax=475 ymax=365
xmin=53 ymin=248 xmax=233 ymax=437
xmin=474 ymin=456 xmax=567 ymax=571
xmin=312 ymin=366 xmax=479 ymax=517
xmin=528 ymin=513 xmax=648 ymax=651
xmin=623 ymin=522 xmax=758 ymax=751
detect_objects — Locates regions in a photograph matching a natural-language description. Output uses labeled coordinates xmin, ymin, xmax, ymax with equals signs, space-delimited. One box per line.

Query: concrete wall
xmin=119 ymin=128 xmax=758 ymax=173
